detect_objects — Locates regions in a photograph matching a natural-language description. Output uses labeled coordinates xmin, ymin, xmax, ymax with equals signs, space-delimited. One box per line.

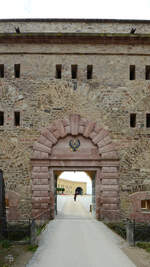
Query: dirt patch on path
xmin=0 ymin=244 xmax=33 ymax=267
xmin=123 ymin=246 xmax=150 ymax=267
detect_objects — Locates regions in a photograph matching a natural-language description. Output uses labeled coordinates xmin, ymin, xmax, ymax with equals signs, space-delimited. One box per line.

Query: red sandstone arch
xmin=31 ymin=114 xmax=120 ymax=222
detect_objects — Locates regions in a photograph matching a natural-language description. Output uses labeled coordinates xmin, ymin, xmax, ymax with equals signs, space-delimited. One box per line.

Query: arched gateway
xmin=31 ymin=114 xmax=120 ymax=222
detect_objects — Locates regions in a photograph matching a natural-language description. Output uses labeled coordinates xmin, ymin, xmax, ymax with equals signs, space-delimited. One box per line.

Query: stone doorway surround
xmin=31 ymin=114 xmax=120 ymax=222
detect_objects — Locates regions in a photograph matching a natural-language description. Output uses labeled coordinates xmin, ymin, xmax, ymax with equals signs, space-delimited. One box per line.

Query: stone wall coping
xmin=0 ymin=18 xmax=150 ymax=24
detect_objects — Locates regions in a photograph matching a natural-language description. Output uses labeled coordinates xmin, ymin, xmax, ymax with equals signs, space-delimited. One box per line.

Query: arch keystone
xmin=70 ymin=114 xmax=80 ymax=135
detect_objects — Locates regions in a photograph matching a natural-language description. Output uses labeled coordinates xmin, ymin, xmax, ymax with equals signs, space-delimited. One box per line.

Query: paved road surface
xmin=26 ymin=196 xmax=136 ymax=267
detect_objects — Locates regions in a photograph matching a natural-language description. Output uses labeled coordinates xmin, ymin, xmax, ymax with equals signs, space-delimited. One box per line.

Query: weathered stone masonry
xmin=1 ymin=19 xmax=150 ymax=222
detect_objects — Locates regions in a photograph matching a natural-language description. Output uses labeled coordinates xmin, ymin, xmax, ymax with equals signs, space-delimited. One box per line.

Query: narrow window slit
xmin=130 ymin=65 xmax=135 ymax=80
xmin=146 ymin=66 xmax=150 ymax=80
xmin=0 ymin=64 xmax=4 ymax=78
xmin=56 ymin=65 xmax=62 ymax=79
xmin=146 ymin=113 xmax=150 ymax=128
xmin=14 ymin=111 xmax=20 ymax=126
xmin=71 ymin=65 xmax=77 ymax=79
xmin=0 ymin=111 xmax=4 ymax=125
xmin=87 ymin=65 xmax=93 ymax=79
xmin=130 ymin=113 xmax=136 ymax=128
xmin=14 ymin=64 xmax=20 ymax=78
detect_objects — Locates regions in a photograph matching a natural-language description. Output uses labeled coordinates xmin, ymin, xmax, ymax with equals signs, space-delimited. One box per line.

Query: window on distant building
xmin=130 ymin=113 xmax=136 ymax=128
xmin=56 ymin=65 xmax=62 ymax=79
xmin=130 ymin=65 xmax=135 ymax=80
xmin=87 ymin=65 xmax=93 ymax=79
xmin=71 ymin=65 xmax=77 ymax=79
xmin=14 ymin=64 xmax=20 ymax=78
xmin=0 ymin=64 xmax=4 ymax=78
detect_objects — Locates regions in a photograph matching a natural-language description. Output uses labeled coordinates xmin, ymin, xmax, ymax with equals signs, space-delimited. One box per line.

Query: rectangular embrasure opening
xmin=14 ymin=64 xmax=20 ymax=78
xmin=130 ymin=113 xmax=136 ymax=128
xmin=71 ymin=65 xmax=77 ymax=79
xmin=0 ymin=111 xmax=4 ymax=125
xmin=87 ymin=65 xmax=93 ymax=79
xmin=56 ymin=65 xmax=62 ymax=79
xmin=14 ymin=111 xmax=20 ymax=126
xmin=146 ymin=113 xmax=150 ymax=128
xmin=0 ymin=64 xmax=4 ymax=78
xmin=146 ymin=66 xmax=150 ymax=80
xmin=130 ymin=65 xmax=135 ymax=80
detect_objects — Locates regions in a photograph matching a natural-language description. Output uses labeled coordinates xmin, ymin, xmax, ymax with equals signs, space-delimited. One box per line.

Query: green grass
xmin=105 ymin=222 xmax=126 ymax=239
xmin=1 ymin=240 xmax=11 ymax=249
xmin=37 ymin=223 xmax=46 ymax=236
xmin=27 ymin=244 xmax=38 ymax=252
xmin=136 ymin=242 xmax=150 ymax=253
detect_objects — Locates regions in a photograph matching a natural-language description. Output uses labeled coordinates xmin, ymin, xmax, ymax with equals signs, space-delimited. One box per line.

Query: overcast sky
xmin=0 ymin=0 xmax=150 ymax=20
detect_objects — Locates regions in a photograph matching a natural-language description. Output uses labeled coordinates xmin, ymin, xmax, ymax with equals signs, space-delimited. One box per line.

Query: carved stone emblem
xmin=69 ymin=139 xmax=80 ymax=152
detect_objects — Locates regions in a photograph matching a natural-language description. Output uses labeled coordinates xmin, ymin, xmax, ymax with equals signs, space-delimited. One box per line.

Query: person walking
xmin=74 ymin=192 xmax=77 ymax=201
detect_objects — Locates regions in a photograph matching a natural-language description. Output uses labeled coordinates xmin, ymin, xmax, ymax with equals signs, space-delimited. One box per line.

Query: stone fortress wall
xmin=1 ymin=19 xmax=150 ymax=220
xmin=57 ymin=178 xmax=86 ymax=195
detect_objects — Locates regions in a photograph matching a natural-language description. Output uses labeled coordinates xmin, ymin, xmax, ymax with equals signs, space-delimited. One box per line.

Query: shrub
xmin=1 ymin=239 xmax=11 ymax=249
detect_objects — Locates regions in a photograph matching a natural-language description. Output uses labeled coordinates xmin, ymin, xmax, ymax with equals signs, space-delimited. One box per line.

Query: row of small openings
xmin=0 ymin=64 xmax=20 ymax=78
xmin=56 ymin=65 xmax=93 ymax=79
xmin=130 ymin=65 xmax=150 ymax=80
xmin=130 ymin=113 xmax=150 ymax=128
xmin=0 ymin=111 xmax=20 ymax=126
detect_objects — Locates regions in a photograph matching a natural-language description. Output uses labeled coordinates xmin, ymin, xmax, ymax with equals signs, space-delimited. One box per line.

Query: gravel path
xmin=26 ymin=196 xmax=136 ymax=267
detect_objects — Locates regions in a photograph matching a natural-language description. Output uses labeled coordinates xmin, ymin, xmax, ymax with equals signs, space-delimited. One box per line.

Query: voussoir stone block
xmin=65 ymin=125 xmax=71 ymax=134
xmin=100 ymin=144 xmax=115 ymax=153
xmin=42 ymin=129 xmax=57 ymax=144
xmin=97 ymin=136 xmax=112 ymax=148
xmin=55 ymin=120 xmax=66 ymax=137
xmin=92 ymin=129 xmax=108 ymax=144
xmin=33 ymin=142 xmax=51 ymax=154
xmin=62 ymin=119 xmax=70 ymax=127
xmin=38 ymin=135 xmax=53 ymax=148
xmin=83 ymin=122 xmax=96 ymax=137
